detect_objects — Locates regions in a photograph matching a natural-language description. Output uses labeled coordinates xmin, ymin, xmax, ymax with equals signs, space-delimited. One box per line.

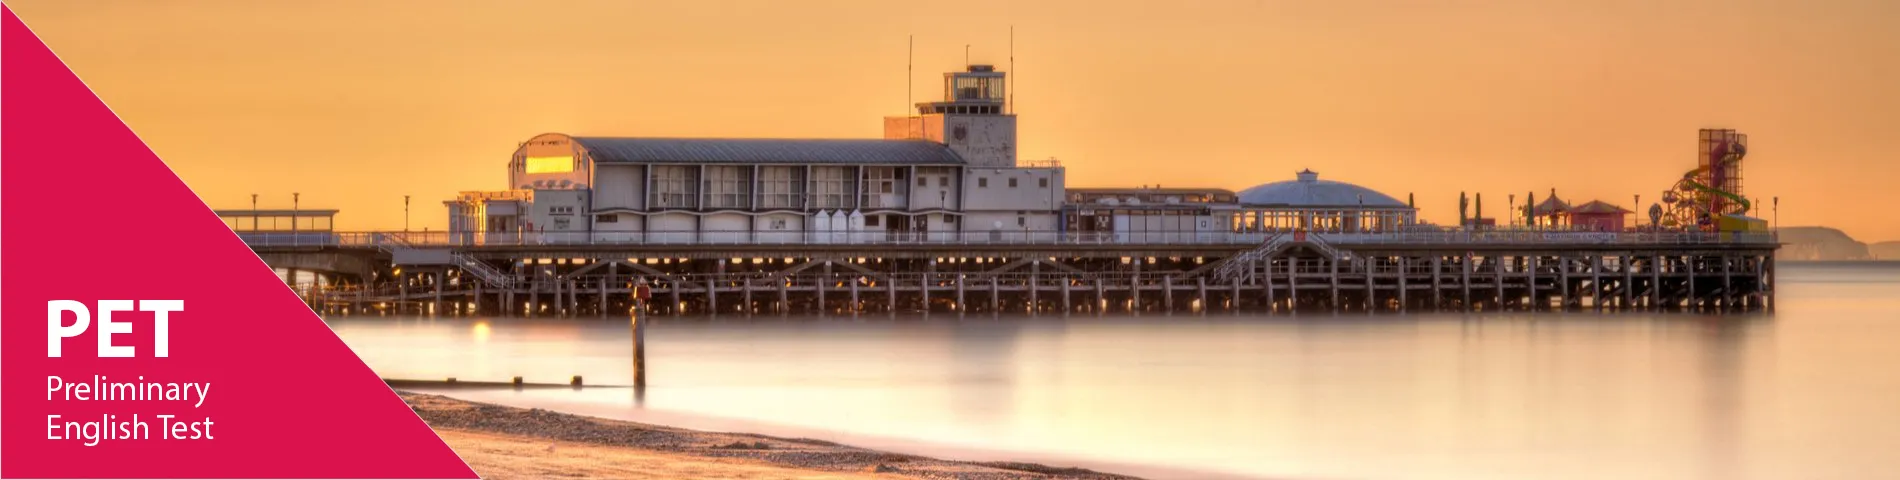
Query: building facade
xmin=447 ymin=65 xmax=1064 ymax=244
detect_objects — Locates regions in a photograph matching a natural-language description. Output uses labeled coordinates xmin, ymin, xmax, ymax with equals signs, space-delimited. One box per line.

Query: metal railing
xmin=236 ymin=228 xmax=1779 ymax=249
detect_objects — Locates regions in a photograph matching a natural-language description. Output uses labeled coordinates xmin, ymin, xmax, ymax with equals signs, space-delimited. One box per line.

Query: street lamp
xmin=251 ymin=193 xmax=259 ymax=231
xmin=292 ymin=192 xmax=300 ymax=235
xmin=1634 ymin=194 xmax=1641 ymax=228
xmin=1508 ymin=194 xmax=1516 ymax=227
xmin=1773 ymin=196 xmax=1779 ymax=230
xmin=404 ymin=195 xmax=411 ymax=232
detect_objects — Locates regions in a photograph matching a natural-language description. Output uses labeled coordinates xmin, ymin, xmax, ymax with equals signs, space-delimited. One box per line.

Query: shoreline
xmin=403 ymin=392 xmax=1145 ymax=479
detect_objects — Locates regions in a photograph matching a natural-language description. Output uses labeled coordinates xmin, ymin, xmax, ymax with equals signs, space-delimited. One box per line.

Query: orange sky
xmin=10 ymin=0 xmax=1898 ymax=241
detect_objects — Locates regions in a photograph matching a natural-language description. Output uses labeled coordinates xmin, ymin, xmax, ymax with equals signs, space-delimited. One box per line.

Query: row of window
xmin=975 ymin=177 xmax=1049 ymax=188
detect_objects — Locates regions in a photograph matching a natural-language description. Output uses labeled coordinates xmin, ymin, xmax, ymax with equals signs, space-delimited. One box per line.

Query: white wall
xmin=701 ymin=214 xmax=750 ymax=243
xmin=527 ymin=189 xmax=589 ymax=232
xmin=647 ymin=213 xmax=695 ymax=243
xmin=592 ymin=164 xmax=644 ymax=210
xmin=963 ymin=167 xmax=1063 ymax=211
xmin=908 ymin=167 xmax=960 ymax=210
xmin=753 ymin=213 xmax=805 ymax=243
xmin=943 ymin=115 xmax=1016 ymax=168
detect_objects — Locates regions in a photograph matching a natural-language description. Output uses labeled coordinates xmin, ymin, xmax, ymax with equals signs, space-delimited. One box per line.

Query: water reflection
xmin=328 ymin=263 xmax=1900 ymax=480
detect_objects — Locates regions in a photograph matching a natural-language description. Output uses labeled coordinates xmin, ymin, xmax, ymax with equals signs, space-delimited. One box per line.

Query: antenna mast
xmin=907 ymin=35 xmax=914 ymax=135
xmin=1009 ymin=25 xmax=1014 ymax=114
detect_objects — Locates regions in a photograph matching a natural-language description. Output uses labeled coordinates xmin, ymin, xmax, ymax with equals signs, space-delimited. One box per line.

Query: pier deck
xmin=248 ymin=229 xmax=1778 ymax=316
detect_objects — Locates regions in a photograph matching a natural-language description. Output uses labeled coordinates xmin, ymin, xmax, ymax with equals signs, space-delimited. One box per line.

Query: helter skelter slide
xmin=1658 ymin=128 xmax=1768 ymax=232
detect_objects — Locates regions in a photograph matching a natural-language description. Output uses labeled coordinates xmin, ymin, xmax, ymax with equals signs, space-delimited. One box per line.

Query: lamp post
xmin=1508 ymin=194 xmax=1516 ymax=227
xmin=251 ymin=193 xmax=259 ymax=231
xmin=1773 ymin=196 xmax=1779 ymax=230
xmin=404 ymin=195 xmax=411 ymax=232
xmin=292 ymin=192 xmax=300 ymax=235
xmin=1634 ymin=194 xmax=1641 ymax=229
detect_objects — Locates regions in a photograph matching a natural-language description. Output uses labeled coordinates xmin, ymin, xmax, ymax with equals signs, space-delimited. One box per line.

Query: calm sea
xmin=329 ymin=262 xmax=1900 ymax=480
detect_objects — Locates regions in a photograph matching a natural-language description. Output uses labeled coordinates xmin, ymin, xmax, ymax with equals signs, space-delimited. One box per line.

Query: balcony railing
xmin=234 ymin=228 xmax=1779 ymax=249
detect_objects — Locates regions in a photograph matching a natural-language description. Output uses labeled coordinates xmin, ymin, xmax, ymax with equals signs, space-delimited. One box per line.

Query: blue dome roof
xmin=1237 ymin=170 xmax=1408 ymax=209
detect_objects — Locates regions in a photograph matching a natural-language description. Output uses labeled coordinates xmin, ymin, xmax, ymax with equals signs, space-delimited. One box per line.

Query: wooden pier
xmin=267 ymin=231 xmax=1778 ymax=317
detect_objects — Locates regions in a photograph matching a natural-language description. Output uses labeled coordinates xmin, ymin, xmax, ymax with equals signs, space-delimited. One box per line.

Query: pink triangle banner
xmin=1 ymin=6 xmax=476 ymax=478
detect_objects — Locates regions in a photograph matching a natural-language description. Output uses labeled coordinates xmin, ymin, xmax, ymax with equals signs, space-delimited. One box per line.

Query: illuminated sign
xmin=525 ymin=156 xmax=574 ymax=174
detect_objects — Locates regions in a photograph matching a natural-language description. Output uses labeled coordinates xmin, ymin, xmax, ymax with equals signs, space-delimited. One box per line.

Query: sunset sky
xmin=10 ymin=0 xmax=1897 ymax=241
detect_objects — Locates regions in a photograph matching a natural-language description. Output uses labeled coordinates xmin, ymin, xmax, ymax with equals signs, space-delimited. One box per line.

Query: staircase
xmin=453 ymin=251 xmax=514 ymax=289
xmin=1211 ymin=233 xmax=1290 ymax=282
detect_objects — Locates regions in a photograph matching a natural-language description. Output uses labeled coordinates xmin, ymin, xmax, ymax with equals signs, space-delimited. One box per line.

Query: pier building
xmin=446 ymin=64 xmax=1064 ymax=245
xmin=233 ymin=65 xmax=1779 ymax=318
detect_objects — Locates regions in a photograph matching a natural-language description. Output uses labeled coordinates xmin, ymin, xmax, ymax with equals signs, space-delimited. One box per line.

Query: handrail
xmin=234 ymin=228 xmax=1779 ymax=248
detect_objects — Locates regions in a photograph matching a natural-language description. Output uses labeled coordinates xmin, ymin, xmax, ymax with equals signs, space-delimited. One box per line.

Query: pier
xmin=248 ymin=229 xmax=1777 ymax=316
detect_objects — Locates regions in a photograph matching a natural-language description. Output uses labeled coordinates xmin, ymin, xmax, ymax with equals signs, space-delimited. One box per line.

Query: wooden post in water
xmin=631 ymin=284 xmax=649 ymax=392
xmin=598 ymin=276 xmax=609 ymax=317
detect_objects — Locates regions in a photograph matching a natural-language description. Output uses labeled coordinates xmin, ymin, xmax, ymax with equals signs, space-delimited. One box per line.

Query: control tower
xmin=884 ymin=65 xmax=1018 ymax=167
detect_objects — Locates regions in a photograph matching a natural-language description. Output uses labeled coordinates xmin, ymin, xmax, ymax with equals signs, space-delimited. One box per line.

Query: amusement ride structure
xmin=1659 ymin=129 xmax=1766 ymax=232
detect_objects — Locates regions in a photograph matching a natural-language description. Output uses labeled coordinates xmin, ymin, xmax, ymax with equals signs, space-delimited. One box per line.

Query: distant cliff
xmin=1871 ymin=242 xmax=1900 ymax=260
xmin=1779 ymin=226 xmax=1873 ymax=261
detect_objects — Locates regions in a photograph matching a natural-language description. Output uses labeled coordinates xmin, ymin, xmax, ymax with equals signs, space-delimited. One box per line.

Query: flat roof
xmin=573 ymin=137 xmax=966 ymax=165
xmin=214 ymin=209 xmax=339 ymax=216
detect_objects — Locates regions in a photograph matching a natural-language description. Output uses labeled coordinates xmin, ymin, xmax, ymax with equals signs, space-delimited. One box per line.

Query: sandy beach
xmin=405 ymin=392 xmax=1142 ymax=479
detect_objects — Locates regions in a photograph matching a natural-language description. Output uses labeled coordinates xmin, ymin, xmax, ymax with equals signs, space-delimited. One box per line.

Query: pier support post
xmin=990 ymin=276 xmax=1001 ymax=314
xmin=397 ymin=269 xmax=408 ymax=316
xmin=743 ymin=277 xmax=753 ymax=316
xmin=1329 ymin=257 xmax=1340 ymax=311
xmin=956 ymin=275 xmax=966 ymax=315
xmin=1398 ymin=257 xmax=1408 ymax=312
xmin=850 ymin=278 xmax=860 ymax=314
xmin=1560 ymin=257 xmax=1572 ymax=310
xmin=1231 ymin=276 xmax=1243 ymax=313
xmin=1622 ymin=255 xmax=1634 ymax=310
xmin=1527 ymin=256 xmax=1539 ymax=311
xmin=1155 ymin=273 xmax=1174 ymax=314
xmin=1432 ymin=256 xmax=1443 ymax=310
xmin=671 ymin=278 xmax=683 ymax=317
xmin=819 ymin=261 xmax=830 ymax=315
xmin=1722 ymin=254 xmax=1733 ymax=311
xmin=1095 ymin=278 xmax=1106 ymax=314
xmin=1061 ymin=278 xmax=1072 ymax=316
xmin=1687 ymin=256 xmax=1697 ymax=311
xmin=1264 ymin=259 xmax=1275 ymax=312
xmin=1491 ymin=255 xmax=1502 ymax=311
xmin=1029 ymin=261 xmax=1040 ymax=314
xmin=886 ymin=275 xmax=897 ymax=314
xmin=1766 ymin=254 xmax=1776 ymax=311
xmin=777 ymin=276 xmax=789 ymax=315
xmin=432 ymin=269 xmax=445 ymax=316
xmin=1651 ymin=254 xmax=1663 ymax=310
xmin=1364 ymin=258 xmax=1374 ymax=312
xmin=599 ymin=276 xmax=609 ymax=317
xmin=1131 ymin=259 xmax=1142 ymax=313
xmin=1196 ymin=276 xmax=1208 ymax=314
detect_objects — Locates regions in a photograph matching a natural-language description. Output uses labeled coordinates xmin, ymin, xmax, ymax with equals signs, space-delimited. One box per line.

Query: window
xmin=938 ymin=176 xmax=949 ymax=187
xmin=865 ymin=215 xmax=881 ymax=227
xmin=943 ymin=214 xmax=958 ymax=224
xmin=651 ymin=165 xmax=698 ymax=208
xmin=812 ymin=166 xmax=852 ymax=208
xmin=550 ymin=206 xmax=575 ymax=215
xmin=978 ymin=177 xmax=989 ymax=188
xmin=596 ymin=214 xmax=619 ymax=223
xmin=769 ymin=218 xmax=787 ymax=229
xmin=759 ymin=166 xmax=803 ymax=208
xmin=917 ymin=176 xmax=928 ymax=186
xmin=704 ymin=166 xmax=751 ymax=209
xmin=1039 ymin=178 xmax=1049 ymax=188
xmin=1017 ymin=216 xmax=1026 ymax=227
xmin=1008 ymin=178 xmax=1019 ymax=188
